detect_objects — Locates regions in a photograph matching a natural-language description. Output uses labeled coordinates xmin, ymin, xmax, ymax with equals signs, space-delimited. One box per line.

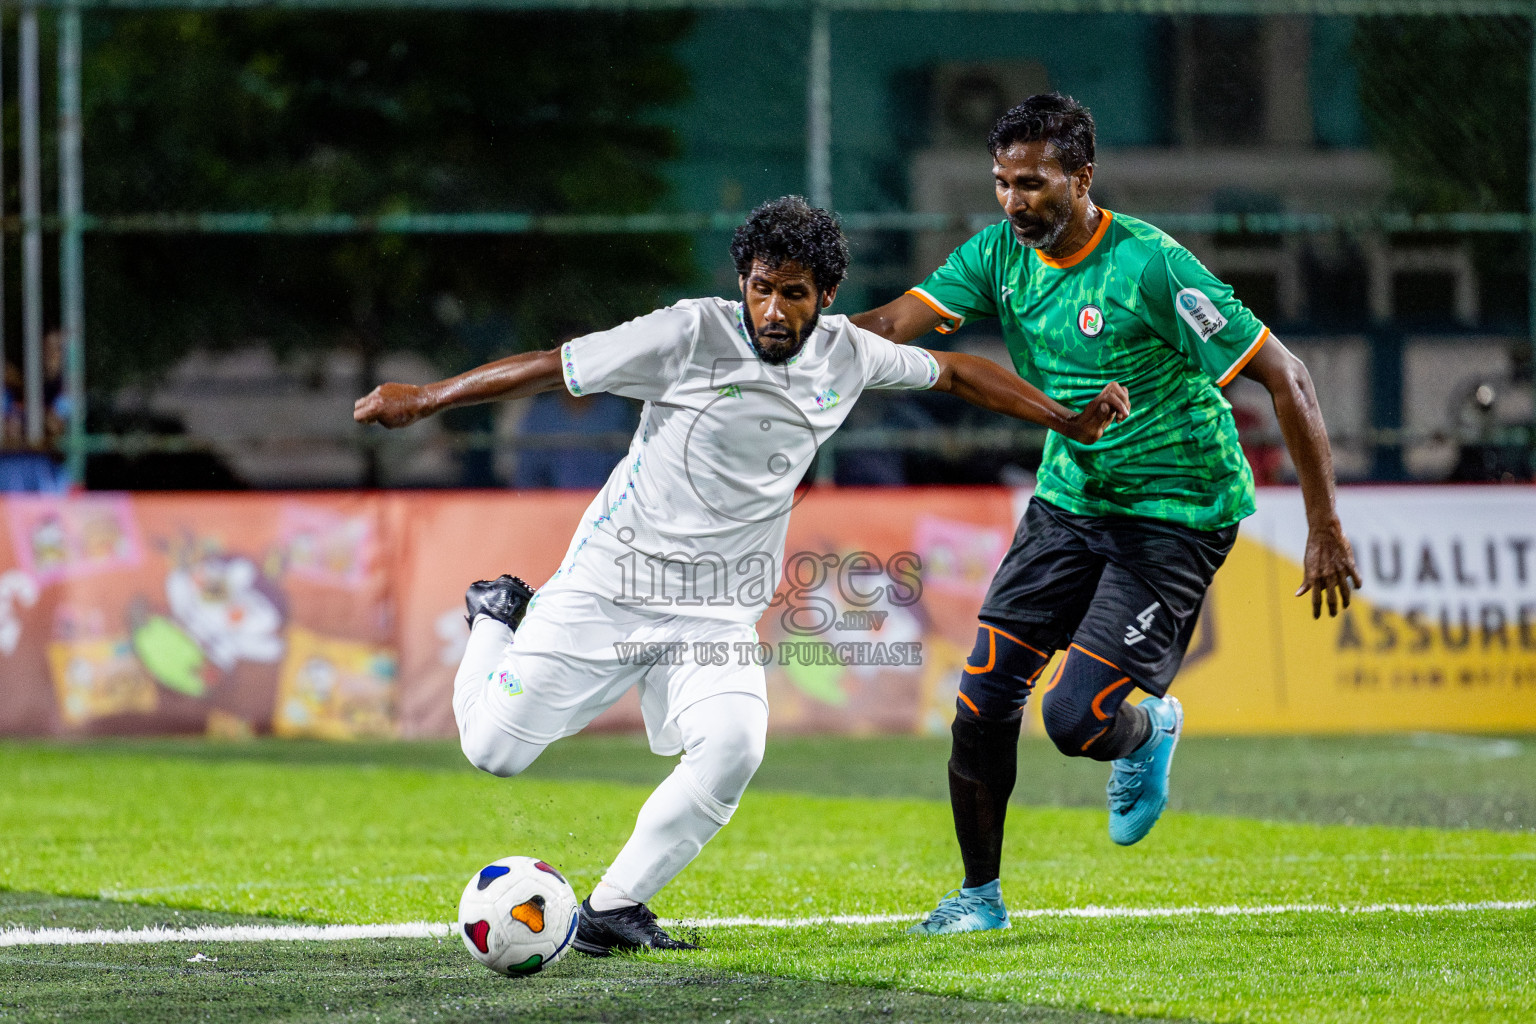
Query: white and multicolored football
xmin=456 ymin=856 xmax=580 ymax=976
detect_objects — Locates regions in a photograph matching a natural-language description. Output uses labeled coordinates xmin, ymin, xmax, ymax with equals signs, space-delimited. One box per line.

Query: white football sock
xmin=587 ymin=881 xmax=638 ymax=913
xmin=600 ymin=692 xmax=767 ymax=904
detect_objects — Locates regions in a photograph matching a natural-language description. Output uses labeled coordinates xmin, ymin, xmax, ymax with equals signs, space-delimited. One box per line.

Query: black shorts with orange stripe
xmin=978 ymin=497 xmax=1237 ymax=696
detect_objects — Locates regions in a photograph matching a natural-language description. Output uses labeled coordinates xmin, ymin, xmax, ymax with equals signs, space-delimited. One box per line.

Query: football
xmin=456 ymin=856 xmax=580 ymax=975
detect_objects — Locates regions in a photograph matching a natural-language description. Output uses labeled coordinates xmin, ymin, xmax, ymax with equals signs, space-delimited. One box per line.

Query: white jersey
xmin=542 ymin=296 xmax=940 ymax=624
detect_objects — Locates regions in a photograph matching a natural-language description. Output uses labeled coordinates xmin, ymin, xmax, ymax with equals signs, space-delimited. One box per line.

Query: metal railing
xmin=4 ymin=0 xmax=1536 ymax=487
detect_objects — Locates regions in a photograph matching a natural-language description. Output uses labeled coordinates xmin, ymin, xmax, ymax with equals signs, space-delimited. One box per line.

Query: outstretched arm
xmin=852 ymin=293 xmax=945 ymax=344
xmin=353 ymin=348 xmax=565 ymax=429
xmin=1238 ymin=335 xmax=1362 ymax=618
xmin=929 ymin=350 xmax=1129 ymax=445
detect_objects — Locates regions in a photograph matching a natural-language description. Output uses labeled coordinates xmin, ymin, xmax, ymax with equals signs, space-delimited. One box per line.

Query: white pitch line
xmin=669 ymin=899 xmax=1536 ymax=928
xmin=2 ymin=900 xmax=1532 ymax=948
xmin=0 ymin=922 xmax=453 ymax=948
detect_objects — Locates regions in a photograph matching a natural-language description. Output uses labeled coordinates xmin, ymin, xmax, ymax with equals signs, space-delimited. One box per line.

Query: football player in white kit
xmin=354 ymin=197 xmax=1129 ymax=954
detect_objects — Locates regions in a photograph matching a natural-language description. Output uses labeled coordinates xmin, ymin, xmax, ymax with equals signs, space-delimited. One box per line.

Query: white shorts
xmin=479 ymin=586 xmax=767 ymax=755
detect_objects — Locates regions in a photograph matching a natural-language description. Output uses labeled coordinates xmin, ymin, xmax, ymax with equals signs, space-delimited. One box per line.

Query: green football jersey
xmin=910 ymin=210 xmax=1269 ymax=531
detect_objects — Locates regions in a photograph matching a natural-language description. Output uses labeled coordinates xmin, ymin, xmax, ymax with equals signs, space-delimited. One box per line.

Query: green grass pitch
xmin=2 ymin=733 xmax=1533 ymax=1023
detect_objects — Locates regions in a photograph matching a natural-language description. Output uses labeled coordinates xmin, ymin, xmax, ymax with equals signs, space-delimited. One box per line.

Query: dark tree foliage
xmin=1353 ymin=16 xmax=1531 ymax=324
xmin=80 ymin=10 xmax=694 ymax=392
xmin=1354 ymin=16 xmax=1531 ymax=215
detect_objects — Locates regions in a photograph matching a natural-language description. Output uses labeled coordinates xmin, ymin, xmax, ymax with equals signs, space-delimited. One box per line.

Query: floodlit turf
xmin=0 ymin=894 xmax=1156 ymax=1024
xmin=2 ymin=737 xmax=1534 ymax=1023
xmin=70 ymin=730 xmax=1536 ymax=831
xmin=675 ymin=910 xmax=1536 ymax=1024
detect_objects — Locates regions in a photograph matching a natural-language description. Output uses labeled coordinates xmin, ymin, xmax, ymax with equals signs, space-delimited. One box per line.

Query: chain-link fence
xmin=2 ymin=0 xmax=1534 ymax=490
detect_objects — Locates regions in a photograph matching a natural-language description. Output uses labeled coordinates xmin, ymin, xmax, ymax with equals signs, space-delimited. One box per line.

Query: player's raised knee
xmin=459 ymin=722 xmax=542 ymax=778
xmin=1040 ymin=645 xmax=1141 ymax=759
xmin=712 ymin=705 xmax=768 ymax=777
xmin=459 ymin=734 xmax=522 ymax=777
xmin=681 ymin=694 xmax=768 ymax=802
xmin=957 ymin=623 xmax=1050 ymax=718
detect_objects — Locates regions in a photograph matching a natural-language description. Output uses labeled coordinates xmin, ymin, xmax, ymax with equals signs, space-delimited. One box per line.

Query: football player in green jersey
xmin=851 ymin=93 xmax=1362 ymax=935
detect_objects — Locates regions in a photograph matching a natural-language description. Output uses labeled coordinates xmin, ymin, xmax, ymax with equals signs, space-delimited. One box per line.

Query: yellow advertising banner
xmin=1134 ymin=487 xmax=1536 ymax=734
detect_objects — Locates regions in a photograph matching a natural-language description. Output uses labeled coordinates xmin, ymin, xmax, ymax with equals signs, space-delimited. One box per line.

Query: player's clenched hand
xmin=1296 ymin=518 xmax=1362 ymax=619
xmin=1064 ymin=382 xmax=1130 ymax=444
xmin=354 ymin=382 xmax=434 ymax=429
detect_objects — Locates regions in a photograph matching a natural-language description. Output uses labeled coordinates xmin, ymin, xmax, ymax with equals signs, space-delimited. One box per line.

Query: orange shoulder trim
xmin=906 ymin=287 xmax=963 ymax=335
xmin=1216 ymin=327 xmax=1271 ymax=386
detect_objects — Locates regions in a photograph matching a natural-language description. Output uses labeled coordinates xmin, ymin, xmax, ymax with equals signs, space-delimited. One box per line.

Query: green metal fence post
xmin=58 ymin=0 xmax=86 ymax=485
xmin=19 ymin=2 xmax=45 ymax=450
xmin=807 ymin=2 xmax=831 ymax=211
xmin=1529 ymin=1 xmax=1536 ymax=432
xmin=1 ymin=6 xmax=5 ymax=369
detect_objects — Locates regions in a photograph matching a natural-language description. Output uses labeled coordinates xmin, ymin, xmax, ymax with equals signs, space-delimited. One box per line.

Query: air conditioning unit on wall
xmin=928 ymin=62 xmax=1049 ymax=149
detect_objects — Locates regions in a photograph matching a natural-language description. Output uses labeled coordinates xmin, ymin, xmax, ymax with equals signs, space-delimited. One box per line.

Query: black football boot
xmin=572 ymin=898 xmax=700 ymax=956
xmin=464 ymin=574 xmax=535 ymax=631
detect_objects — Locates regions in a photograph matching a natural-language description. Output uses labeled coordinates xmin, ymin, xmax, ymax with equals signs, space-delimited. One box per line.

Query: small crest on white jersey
xmin=492 ymin=669 xmax=523 ymax=696
xmin=815 ymin=388 xmax=842 ymax=410
xmin=1077 ymin=304 xmax=1105 ymax=338
xmin=1176 ymin=288 xmax=1228 ymax=340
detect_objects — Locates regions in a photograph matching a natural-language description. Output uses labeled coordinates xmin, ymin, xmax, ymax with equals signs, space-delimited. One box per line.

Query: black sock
xmin=1085 ymin=701 xmax=1152 ymax=761
xmin=948 ymin=706 xmax=1022 ymax=889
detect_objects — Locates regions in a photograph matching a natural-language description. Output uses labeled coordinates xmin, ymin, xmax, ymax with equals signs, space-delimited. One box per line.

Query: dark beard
xmin=744 ymin=307 xmax=820 ymax=365
xmin=1009 ymin=193 xmax=1074 ymax=251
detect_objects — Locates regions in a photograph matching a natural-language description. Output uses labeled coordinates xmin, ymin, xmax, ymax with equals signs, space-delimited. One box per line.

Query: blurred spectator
xmin=1448 ymin=381 xmax=1534 ymax=483
xmin=43 ymin=329 xmax=73 ymax=442
xmin=1 ymin=330 xmax=72 ymax=493
xmin=832 ymin=390 xmax=919 ymax=486
xmin=512 ymin=387 xmax=637 ymax=489
xmin=2 ymin=363 xmax=21 ymax=450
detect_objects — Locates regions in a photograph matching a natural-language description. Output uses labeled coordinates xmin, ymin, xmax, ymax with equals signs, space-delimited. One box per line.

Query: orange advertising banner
xmin=0 ymin=493 xmax=393 ymax=738
xmin=386 ymin=491 xmax=595 ymax=738
xmin=0 ymin=488 xmax=1014 ymax=739
xmin=384 ymin=487 xmax=1018 ymax=739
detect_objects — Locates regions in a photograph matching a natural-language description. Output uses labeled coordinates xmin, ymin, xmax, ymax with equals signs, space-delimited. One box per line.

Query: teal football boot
xmin=1107 ymin=695 xmax=1183 ymax=846
xmin=909 ymin=880 xmax=1010 ymax=935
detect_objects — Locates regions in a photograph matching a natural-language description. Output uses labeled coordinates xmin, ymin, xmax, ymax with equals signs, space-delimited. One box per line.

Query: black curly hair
xmin=729 ymin=196 xmax=850 ymax=295
xmin=987 ymin=93 xmax=1096 ymax=173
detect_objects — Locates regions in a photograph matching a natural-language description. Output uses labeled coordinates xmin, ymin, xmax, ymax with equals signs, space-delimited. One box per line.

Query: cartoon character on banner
xmin=763 ymin=549 xmax=928 ymax=723
xmin=130 ymin=534 xmax=288 ymax=698
xmin=437 ymin=608 xmax=469 ymax=667
xmin=8 ymin=496 xmax=141 ymax=584
xmin=29 ymin=516 xmax=69 ymax=575
xmin=0 ymin=570 xmax=41 ymax=657
xmin=47 ymin=603 xmax=160 ymax=725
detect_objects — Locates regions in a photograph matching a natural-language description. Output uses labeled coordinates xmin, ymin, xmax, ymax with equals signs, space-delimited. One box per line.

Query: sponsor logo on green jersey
xmin=1176 ymin=288 xmax=1228 ymax=340
xmin=1077 ymin=304 xmax=1105 ymax=337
